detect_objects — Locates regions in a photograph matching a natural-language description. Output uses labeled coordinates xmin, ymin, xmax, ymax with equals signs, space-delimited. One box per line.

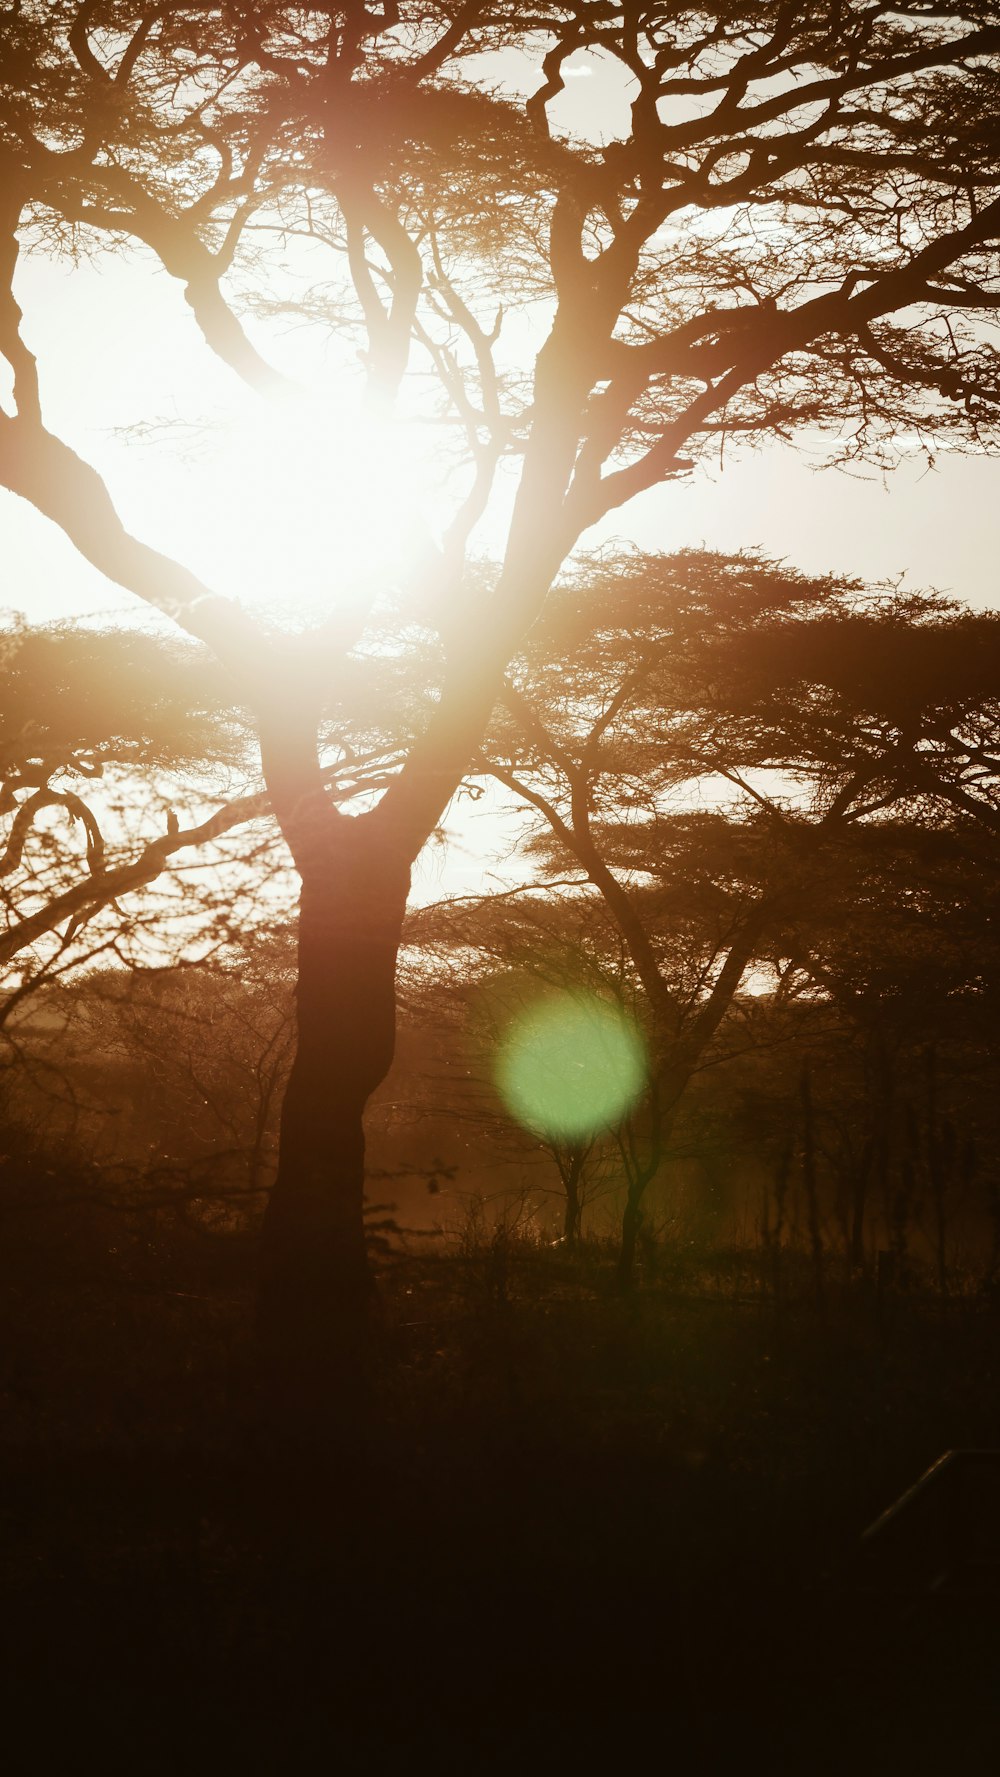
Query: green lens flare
xmin=495 ymin=992 xmax=647 ymax=1141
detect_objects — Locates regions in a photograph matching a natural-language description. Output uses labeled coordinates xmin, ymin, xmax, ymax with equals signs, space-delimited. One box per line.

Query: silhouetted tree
xmin=5 ymin=6 xmax=1000 ymax=1404
xmin=0 ymin=625 xmax=264 ymax=1002
xmin=412 ymin=885 xmax=642 ymax=1242
xmin=476 ymin=554 xmax=1000 ymax=1280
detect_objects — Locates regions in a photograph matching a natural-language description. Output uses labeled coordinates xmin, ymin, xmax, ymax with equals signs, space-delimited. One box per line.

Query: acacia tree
xmin=0 ymin=620 xmax=411 ymax=1009
xmin=409 ymin=885 xmax=637 ymax=1243
xmin=472 ymin=553 xmax=1000 ymax=1279
xmin=0 ymin=625 xmax=266 ymax=1007
xmin=743 ymin=612 xmax=1000 ymax=1278
xmin=4 ymin=4 xmax=1000 ymax=1400
xmin=71 ymin=956 xmax=297 ymax=1194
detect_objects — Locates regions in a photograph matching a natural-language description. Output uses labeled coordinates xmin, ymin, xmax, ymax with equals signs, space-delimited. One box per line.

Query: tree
xmin=5 ymin=5 xmax=1000 ymax=1405
xmin=0 ymin=624 xmax=261 ymax=1007
xmin=471 ymin=551 xmax=1000 ymax=1280
xmin=756 ymin=815 xmax=1000 ymax=1279
xmin=411 ymin=882 xmax=645 ymax=1244
xmin=74 ymin=957 xmax=297 ymax=1196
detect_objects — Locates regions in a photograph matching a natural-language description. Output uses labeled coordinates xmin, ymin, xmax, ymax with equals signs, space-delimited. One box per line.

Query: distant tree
xmin=412 ymin=886 xmax=642 ymax=1243
xmin=73 ymin=958 xmax=296 ymax=1197
xmin=758 ymin=820 xmax=1000 ymax=1280
xmin=0 ymin=623 xmax=405 ymax=1011
xmin=472 ymin=552 xmax=1000 ymax=1280
xmin=706 ymin=586 xmax=1000 ymax=1280
xmin=5 ymin=6 xmax=1000 ymax=1402
xmin=0 ymin=625 xmax=266 ymax=1006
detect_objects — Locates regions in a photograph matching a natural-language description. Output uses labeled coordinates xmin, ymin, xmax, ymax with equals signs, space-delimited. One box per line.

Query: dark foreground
xmin=1 ymin=1224 xmax=998 ymax=1771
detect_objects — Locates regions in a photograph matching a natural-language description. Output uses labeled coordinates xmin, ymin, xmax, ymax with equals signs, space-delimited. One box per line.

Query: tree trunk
xmin=561 ymin=1150 xmax=584 ymax=1247
xmin=924 ymin=1046 xmax=950 ymax=1298
xmin=800 ymin=1065 xmax=826 ymax=1315
xmin=562 ymin=1184 xmax=582 ymax=1248
xmin=849 ymin=1135 xmax=874 ymax=1271
xmin=615 ymin=1070 xmax=682 ymax=1291
xmin=617 ymin=1186 xmax=643 ymax=1290
xmin=255 ymin=808 xmax=410 ymax=1426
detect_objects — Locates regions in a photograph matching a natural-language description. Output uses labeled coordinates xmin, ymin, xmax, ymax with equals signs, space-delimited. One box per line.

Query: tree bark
xmin=849 ymin=1135 xmax=873 ymax=1271
xmin=615 ymin=1086 xmax=674 ymax=1293
xmin=254 ymin=740 xmax=411 ymax=1423
xmin=617 ymin=1187 xmax=644 ymax=1290
xmin=800 ymin=1065 xmax=826 ymax=1315
xmin=562 ymin=1156 xmax=583 ymax=1248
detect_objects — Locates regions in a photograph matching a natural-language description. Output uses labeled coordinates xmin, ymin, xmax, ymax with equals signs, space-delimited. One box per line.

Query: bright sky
xmin=6 ymin=238 xmax=997 ymax=643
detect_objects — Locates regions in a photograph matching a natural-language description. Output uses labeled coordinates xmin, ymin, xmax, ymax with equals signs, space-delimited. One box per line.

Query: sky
xmin=5 ymin=241 xmax=997 ymax=642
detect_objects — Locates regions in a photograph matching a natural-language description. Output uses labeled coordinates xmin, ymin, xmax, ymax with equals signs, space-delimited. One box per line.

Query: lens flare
xmin=495 ymin=991 xmax=647 ymax=1141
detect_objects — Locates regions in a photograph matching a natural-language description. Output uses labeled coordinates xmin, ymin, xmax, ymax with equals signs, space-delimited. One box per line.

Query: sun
xmin=122 ymin=384 xmax=447 ymax=630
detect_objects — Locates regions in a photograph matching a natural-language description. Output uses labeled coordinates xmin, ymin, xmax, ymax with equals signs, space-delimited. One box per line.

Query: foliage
xmin=416 ymin=552 xmax=1000 ymax=1265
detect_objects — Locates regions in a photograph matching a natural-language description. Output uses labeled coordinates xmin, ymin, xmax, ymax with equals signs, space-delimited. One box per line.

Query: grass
xmin=0 ymin=1200 xmax=998 ymax=1769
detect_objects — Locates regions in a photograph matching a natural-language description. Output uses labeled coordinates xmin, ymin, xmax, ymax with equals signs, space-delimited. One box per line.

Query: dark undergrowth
xmin=0 ymin=1201 xmax=998 ymax=1771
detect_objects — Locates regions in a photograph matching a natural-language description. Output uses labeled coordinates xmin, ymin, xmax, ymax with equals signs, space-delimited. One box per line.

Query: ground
xmin=0 ymin=1215 xmax=997 ymax=1770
